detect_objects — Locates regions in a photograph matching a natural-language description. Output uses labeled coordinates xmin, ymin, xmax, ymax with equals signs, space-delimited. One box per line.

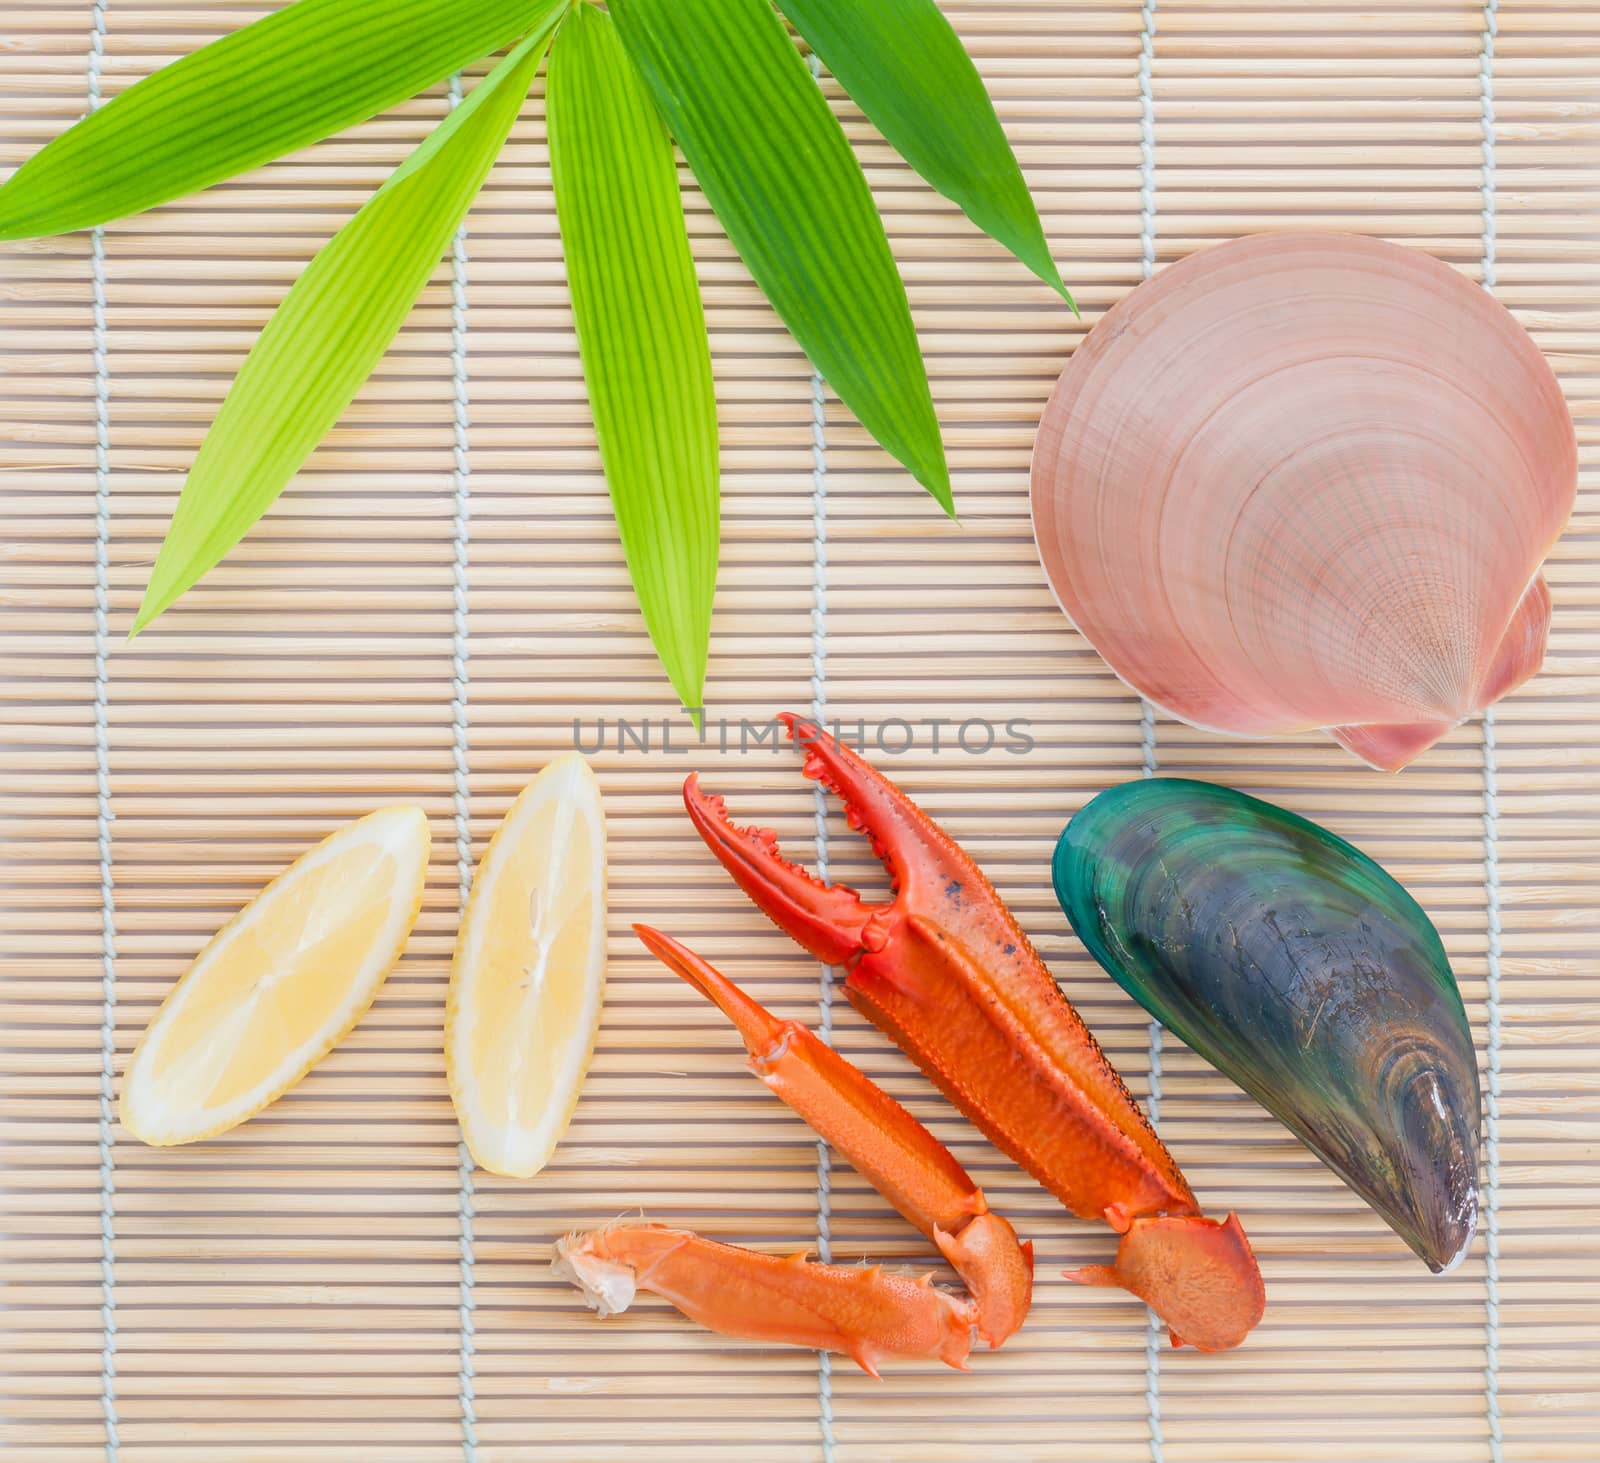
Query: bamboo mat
xmin=3 ymin=2 xmax=1598 ymax=1460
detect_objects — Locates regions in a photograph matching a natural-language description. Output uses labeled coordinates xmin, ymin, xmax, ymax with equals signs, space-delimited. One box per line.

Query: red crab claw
xmin=683 ymin=713 xmax=1266 ymax=1352
xmin=682 ymin=794 xmax=877 ymax=973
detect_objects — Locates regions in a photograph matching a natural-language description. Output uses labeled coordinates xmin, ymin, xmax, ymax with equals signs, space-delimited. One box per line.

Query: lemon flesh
xmin=448 ymin=754 xmax=606 ymax=1179
xmin=120 ymin=807 xmax=431 ymax=1145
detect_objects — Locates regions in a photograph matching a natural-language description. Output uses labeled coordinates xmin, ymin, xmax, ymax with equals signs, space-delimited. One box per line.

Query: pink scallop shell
xmin=1031 ymin=233 xmax=1576 ymax=771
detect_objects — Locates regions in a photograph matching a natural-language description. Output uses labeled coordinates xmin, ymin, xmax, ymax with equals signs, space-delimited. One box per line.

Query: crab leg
xmin=553 ymin=1224 xmax=974 ymax=1376
xmin=683 ymin=713 xmax=1266 ymax=1352
xmin=634 ymin=924 xmax=1033 ymax=1347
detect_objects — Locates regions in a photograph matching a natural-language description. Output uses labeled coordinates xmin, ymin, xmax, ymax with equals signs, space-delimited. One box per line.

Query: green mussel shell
xmin=1053 ymin=779 xmax=1481 ymax=1273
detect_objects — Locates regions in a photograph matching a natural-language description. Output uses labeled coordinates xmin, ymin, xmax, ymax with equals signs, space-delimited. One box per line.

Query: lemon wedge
xmin=120 ymin=806 xmax=431 ymax=1146
xmin=448 ymin=754 xmax=606 ymax=1179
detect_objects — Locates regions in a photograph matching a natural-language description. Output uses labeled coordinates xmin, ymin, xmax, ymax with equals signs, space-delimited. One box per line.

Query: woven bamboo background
xmin=3 ymin=1 xmax=1598 ymax=1460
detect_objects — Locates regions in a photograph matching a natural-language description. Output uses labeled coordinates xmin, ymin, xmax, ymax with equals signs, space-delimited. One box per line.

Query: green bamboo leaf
xmin=134 ymin=24 xmax=559 ymax=635
xmin=774 ymin=0 xmax=1071 ymax=305
xmin=609 ymin=0 xmax=952 ymax=514
xmin=548 ymin=5 xmax=719 ymax=715
xmin=0 ymin=0 xmax=564 ymax=240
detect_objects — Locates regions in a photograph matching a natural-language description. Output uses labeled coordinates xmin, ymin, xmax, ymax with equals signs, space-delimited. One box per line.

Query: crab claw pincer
xmin=683 ymin=713 xmax=1266 ymax=1352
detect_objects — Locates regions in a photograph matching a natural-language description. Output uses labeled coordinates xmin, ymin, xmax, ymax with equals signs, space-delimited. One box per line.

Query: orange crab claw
xmin=683 ymin=715 xmax=1266 ymax=1351
xmin=1064 ymin=1213 xmax=1266 ymax=1353
xmin=634 ymin=924 xmax=1033 ymax=1347
xmin=553 ymin=1223 xmax=975 ymax=1376
xmin=682 ymin=772 xmax=879 ymax=968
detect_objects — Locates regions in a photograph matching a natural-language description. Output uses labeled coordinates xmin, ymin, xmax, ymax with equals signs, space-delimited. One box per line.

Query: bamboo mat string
xmin=1134 ymin=4 xmax=1165 ymax=1460
xmin=1479 ymin=711 xmax=1504 ymax=1463
xmin=805 ymin=48 xmax=838 ymax=1463
xmin=1475 ymin=7 xmax=1505 ymax=1461
xmin=444 ymin=68 xmax=481 ymax=1463
xmin=85 ymin=1 xmax=121 ymax=1456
